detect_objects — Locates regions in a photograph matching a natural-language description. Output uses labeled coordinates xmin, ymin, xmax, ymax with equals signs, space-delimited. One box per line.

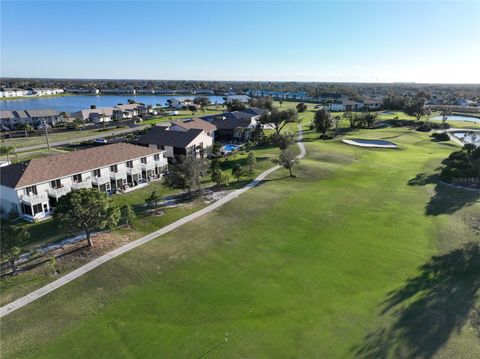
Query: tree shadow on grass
xmin=408 ymin=173 xmax=480 ymax=216
xmin=353 ymin=242 xmax=480 ymax=359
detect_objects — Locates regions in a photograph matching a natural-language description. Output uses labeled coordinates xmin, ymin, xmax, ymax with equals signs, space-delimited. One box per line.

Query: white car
xmin=94 ymin=138 xmax=107 ymax=144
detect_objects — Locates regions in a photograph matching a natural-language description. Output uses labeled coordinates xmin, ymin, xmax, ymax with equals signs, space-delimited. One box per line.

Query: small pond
xmin=431 ymin=115 xmax=480 ymax=123
xmin=452 ymin=131 xmax=480 ymax=145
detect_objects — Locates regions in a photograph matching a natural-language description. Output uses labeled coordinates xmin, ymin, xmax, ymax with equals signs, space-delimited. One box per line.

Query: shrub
xmin=432 ymin=132 xmax=450 ymax=141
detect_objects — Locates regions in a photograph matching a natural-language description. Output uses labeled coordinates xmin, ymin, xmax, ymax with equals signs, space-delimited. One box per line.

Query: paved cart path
xmin=0 ymin=125 xmax=305 ymax=318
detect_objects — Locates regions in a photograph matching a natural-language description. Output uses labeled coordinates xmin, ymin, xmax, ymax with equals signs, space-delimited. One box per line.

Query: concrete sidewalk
xmin=0 ymin=125 xmax=306 ymax=318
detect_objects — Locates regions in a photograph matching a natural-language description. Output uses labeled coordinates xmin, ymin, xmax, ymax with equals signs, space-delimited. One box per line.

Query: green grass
xmin=1 ymin=127 xmax=126 ymax=149
xmin=1 ymin=125 xmax=479 ymax=358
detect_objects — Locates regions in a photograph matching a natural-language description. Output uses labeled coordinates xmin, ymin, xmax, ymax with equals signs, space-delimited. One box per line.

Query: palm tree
xmin=440 ymin=108 xmax=452 ymax=127
xmin=60 ymin=111 xmax=69 ymax=123
xmin=20 ymin=123 xmax=32 ymax=139
xmin=0 ymin=145 xmax=15 ymax=161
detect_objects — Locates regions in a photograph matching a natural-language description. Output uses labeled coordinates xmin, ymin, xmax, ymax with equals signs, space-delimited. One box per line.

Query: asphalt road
xmin=10 ymin=125 xmax=148 ymax=153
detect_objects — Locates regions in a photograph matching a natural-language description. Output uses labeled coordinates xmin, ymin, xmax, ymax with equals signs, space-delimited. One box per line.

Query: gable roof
xmin=242 ymin=107 xmax=268 ymax=117
xmin=138 ymin=126 xmax=203 ymax=148
xmin=73 ymin=107 xmax=116 ymax=120
xmin=0 ymin=110 xmax=59 ymax=120
xmin=115 ymin=104 xmax=145 ymax=111
xmin=25 ymin=109 xmax=60 ymax=117
xmin=201 ymin=112 xmax=256 ymax=130
xmin=170 ymin=117 xmax=217 ymax=132
xmin=0 ymin=143 xmax=161 ymax=189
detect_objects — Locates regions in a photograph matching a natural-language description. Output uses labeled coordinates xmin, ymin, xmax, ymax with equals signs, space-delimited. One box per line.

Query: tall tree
xmin=277 ymin=150 xmax=298 ymax=177
xmin=145 ymin=191 xmax=161 ymax=214
xmin=296 ymin=103 xmax=307 ymax=113
xmin=248 ymin=96 xmax=274 ymax=110
xmin=54 ymin=188 xmax=120 ymax=247
xmin=226 ymin=99 xmax=246 ymax=112
xmin=0 ymin=145 xmax=15 ymax=161
xmin=0 ymin=225 xmax=29 ymax=275
xmin=120 ymin=204 xmax=136 ymax=227
xmin=20 ymin=123 xmax=32 ymax=139
xmin=403 ymin=98 xmax=429 ymax=121
xmin=193 ymin=96 xmax=211 ymax=113
xmin=313 ymin=108 xmax=333 ymax=136
xmin=188 ymin=105 xmax=197 ymax=116
xmin=246 ymin=152 xmax=256 ymax=174
xmin=259 ymin=108 xmax=298 ymax=135
xmin=232 ymin=163 xmax=247 ymax=182
xmin=165 ymin=156 xmax=210 ymax=193
xmin=272 ymin=132 xmax=295 ymax=151
xmin=440 ymin=108 xmax=452 ymax=127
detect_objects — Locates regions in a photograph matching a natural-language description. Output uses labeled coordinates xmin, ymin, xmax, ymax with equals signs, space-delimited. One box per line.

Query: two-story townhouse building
xmin=169 ymin=117 xmax=217 ymax=139
xmin=138 ymin=126 xmax=212 ymax=161
xmin=0 ymin=143 xmax=167 ymax=221
xmin=0 ymin=109 xmax=61 ymax=130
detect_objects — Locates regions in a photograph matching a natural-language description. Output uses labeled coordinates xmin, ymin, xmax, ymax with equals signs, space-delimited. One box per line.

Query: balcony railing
xmin=126 ymin=165 xmax=142 ymax=175
xmin=71 ymin=180 xmax=92 ymax=190
xmin=92 ymin=175 xmax=110 ymax=185
xmin=141 ymin=162 xmax=155 ymax=171
xmin=20 ymin=192 xmax=48 ymax=205
xmin=110 ymin=170 xmax=127 ymax=180
xmin=48 ymin=185 xmax=71 ymax=198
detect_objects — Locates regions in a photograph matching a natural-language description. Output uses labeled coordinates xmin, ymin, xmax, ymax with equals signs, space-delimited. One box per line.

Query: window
xmin=73 ymin=174 xmax=82 ymax=183
xmin=25 ymin=185 xmax=37 ymax=195
xmin=126 ymin=161 xmax=133 ymax=168
xmin=154 ymin=154 xmax=160 ymax=161
xmin=141 ymin=157 xmax=147 ymax=164
xmin=93 ymin=169 xmax=101 ymax=177
xmin=50 ymin=179 xmax=61 ymax=189
xmin=32 ymin=203 xmax=43 ymax=214
xmin=110 ymin=165 xmax=118 ymax=173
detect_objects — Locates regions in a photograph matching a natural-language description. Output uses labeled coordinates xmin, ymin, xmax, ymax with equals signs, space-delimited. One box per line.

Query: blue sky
xmin=1 ymin=1 xmax=479 ymax=83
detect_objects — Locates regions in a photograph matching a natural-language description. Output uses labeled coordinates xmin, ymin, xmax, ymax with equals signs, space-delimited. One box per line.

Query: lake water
xmin=0 ymin=95 xmax=226 ymax=113
xmin=431 ymin=115 xmax=480 ymax=123
xmin=452 ymin=131 xmax=480 ymax=145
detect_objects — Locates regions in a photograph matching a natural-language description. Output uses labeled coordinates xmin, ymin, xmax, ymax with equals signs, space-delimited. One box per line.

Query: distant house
xmin=115 ymin=103 xmax=147 ymax=118
xmin=72 ymin=107 xmax=121 ymax=123
xmin=0 ymin=109 xmax=61 ymax=130
xmin=30 ymin=88 xmax=64 ymax=96
xmin=0 ymin=143 xmax=167 ymax=222
xmin=362 ymin=98 xmax=383 ymax=110
xmin=225 ymin=95 xmax=251 ymax=104
xmin=169 ymin=117 xmax=217 ymax=138
xmin=138 ymin=126 xmax=213 ymax=160
xmin=328 ymin=98 xmax=364 ymax=112
xmin=0 ymin=88 xmax=29 ymax=97
xmin=456 ymin=99 xmax=477 ymax=107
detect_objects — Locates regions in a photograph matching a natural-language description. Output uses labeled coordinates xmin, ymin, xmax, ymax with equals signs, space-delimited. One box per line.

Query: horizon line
xmin=1 ymin=76 xmax=479 ymax=86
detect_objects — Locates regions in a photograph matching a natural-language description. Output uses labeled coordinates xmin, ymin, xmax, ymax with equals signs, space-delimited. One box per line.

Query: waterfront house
xmin=0 ymin=88 xmax=29 ymax=97
xmin=0 ymin=143 xmax=167 ymax=221
xmin=225 ymin=95 xmax=251 ymax=104
xmin=72 ymin=107 xmax=122 ymax=123
xmin=0 ymin=109 xmax=61 ymax=130
xmin=115 ymin=103 xmax=147 ymax=117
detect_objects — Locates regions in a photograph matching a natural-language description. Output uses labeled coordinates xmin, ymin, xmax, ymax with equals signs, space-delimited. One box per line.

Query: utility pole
xmin=44 ymin=119 xmax=50 ymax=149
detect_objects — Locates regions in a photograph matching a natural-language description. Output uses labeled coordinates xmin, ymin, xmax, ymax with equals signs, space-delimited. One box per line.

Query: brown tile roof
xmin=0 ymin=143 xmax=162 ymax=189
xmin=170 ymin=117 xmax=217 ymax=132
